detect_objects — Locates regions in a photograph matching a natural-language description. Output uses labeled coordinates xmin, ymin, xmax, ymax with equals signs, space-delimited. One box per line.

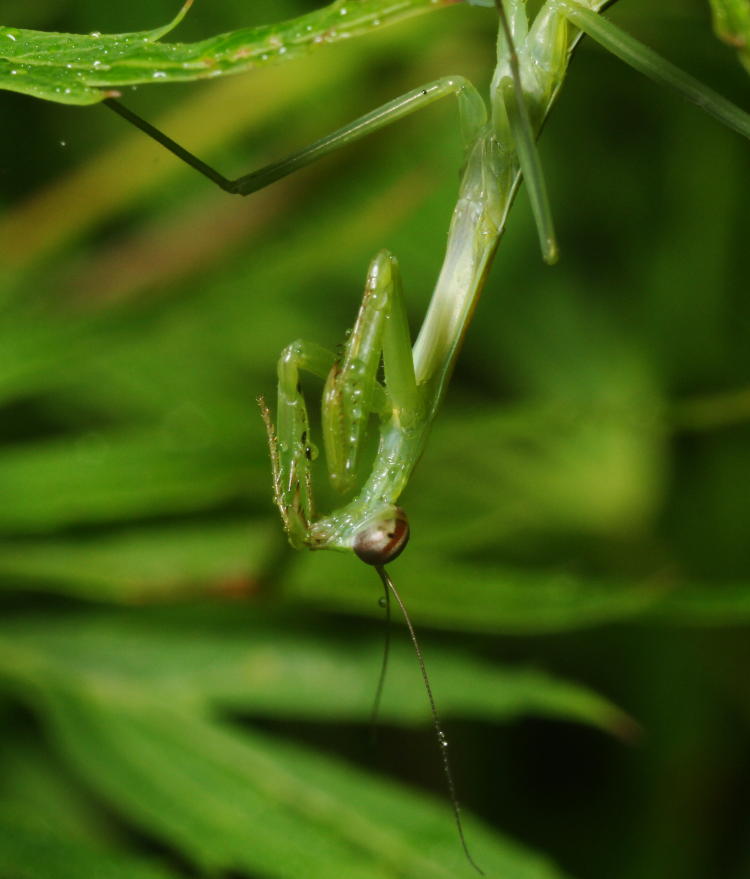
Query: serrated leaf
xmin=0 ymin=0 xmax=459 ymax=105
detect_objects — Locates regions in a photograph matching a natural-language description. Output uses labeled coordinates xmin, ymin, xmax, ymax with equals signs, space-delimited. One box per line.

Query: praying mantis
xmin=103 ymin=0 xmax=750 ymax=575
xmin=6 ymin=0 xmax=750 ymax=872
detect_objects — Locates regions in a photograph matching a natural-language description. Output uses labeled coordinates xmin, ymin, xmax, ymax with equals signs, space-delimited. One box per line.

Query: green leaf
xmin=287 ymin=549 xmax=750 ymax=633
xmin=709 ymin=0 xmax=750 ymax=73
xmin=0 ymin=808 xmax=180 ymax=879
xmin=0 ymin=609 xmax=632 ymax=735
xmin=39 ymin=688 xmax=573 ymax=879
xmin=0 ymin=0 xmax=460 ymax=105
xmin=0 ymin=429 xmax=266 ymax=530
xmin=0 ymin=523 xmax=270 ymax=600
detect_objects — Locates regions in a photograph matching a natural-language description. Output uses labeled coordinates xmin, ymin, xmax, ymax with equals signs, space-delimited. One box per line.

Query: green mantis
xmin=230 ymin=0 xmax=750 ymax=587
xmin=242 ymin=0 xmax=750 ymax=573
xmin=5 ymin=0 xmax=750 ymax=873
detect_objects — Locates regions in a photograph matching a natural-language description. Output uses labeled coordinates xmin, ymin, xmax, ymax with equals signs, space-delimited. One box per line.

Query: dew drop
xmin=6 ymin=32 xmax=17 ymax=41
xmin=152 ymin=70 xmax=167 ymax=79
xmin=378 ymin=596 xmax=387 ymax=608
xmin=59 ymin=139 xmax=67 ymax=147
xmin=89 ymin=31 xmax=102 ymax=38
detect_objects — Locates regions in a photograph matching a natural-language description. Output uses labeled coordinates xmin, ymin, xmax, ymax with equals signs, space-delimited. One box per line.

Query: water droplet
xmin=89 ymin=31 xmax=102 ymax=38
xmin=339 ymin=6 xmax=347 ymax=14
xmin=378 ymin=596 xmax=387 ymax=608
xmin=59 ymin=139 xmax=67 ymax=147
xmin=152 ymin=70 xmax=167 ymax=79
xmin=6 ymin=32 xmax=17 ymax=41
xmin=9 ymin=69 xmax=17 ymax=75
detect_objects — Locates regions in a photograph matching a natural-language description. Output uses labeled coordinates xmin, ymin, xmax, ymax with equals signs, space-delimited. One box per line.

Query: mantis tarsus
xmin=63 ymin=0 xmax=750 ymax=871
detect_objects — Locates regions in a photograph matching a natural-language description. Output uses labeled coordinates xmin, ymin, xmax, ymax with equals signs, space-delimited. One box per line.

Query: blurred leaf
xmin=37 ymin=688 xmax=572 ymax=879
xmin=0 ymin=0 xmax=458 ymax=105
xmin=0 ymin=608 xmax=631 ymax=734
xmin=288 ymin=550 xmax=750 ymax=632
xmin=0 ymin=523 xmax=266 ymax=599
xmin=0 ymin=735 xmax=115 ymax=847
xmin=0 ymin=808 xmax=180 ymax=879
xmin=0 ymin=429 xmax=265 ymax=530
xmin=709 ymin=0 xmax=750 ymax=72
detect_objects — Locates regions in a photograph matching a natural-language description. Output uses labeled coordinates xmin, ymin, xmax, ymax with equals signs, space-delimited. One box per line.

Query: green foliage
xmin=710 ymin=0 xmax=750 ymax=71
xmin=1 ymin=1 xmax=749 ymax=878
xmin=0 ymin=810 xmax=179 ymax=879
xmin=0 ymin=0 xmax=455 ymax=105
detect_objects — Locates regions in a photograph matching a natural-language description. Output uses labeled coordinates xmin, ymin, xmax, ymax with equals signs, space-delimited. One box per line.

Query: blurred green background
xmin=1 ymin=1 xmax=749 ymax=877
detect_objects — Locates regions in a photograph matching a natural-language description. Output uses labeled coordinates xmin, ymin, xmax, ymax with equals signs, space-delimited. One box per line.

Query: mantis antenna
xmin=369 ymin=584 xmax=392 ymax=744
xmin=375 ymin=565 xmax=484 ymax=876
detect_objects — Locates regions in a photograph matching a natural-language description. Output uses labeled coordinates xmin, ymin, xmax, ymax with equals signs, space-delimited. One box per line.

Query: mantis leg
xmin=557 ymin=0 xmax=750 ymax=141
xmin=322 ymin=250 xmax=412 ymax=496
xmin=104 ymin=75 xmax=487 ymax=196
xmin=495 ymin=0 xmax=559 ymax=264
xmin=259 ymin=340 xmax=335 ymax=549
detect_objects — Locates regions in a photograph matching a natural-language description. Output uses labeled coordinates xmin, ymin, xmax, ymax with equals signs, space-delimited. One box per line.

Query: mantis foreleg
xmin=259 ymin=340 xmax=335 ymax=548
xmin=261 ymin=250 xmax=415 ymax=563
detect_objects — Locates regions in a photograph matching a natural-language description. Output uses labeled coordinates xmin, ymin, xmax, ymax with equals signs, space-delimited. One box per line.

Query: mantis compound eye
xmin=353 ymin=507 xmax=410 ymax=566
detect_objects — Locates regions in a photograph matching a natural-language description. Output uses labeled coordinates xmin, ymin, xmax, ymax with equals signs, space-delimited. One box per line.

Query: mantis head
xmin=353 ymin=506 xmax=410 ymax=566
